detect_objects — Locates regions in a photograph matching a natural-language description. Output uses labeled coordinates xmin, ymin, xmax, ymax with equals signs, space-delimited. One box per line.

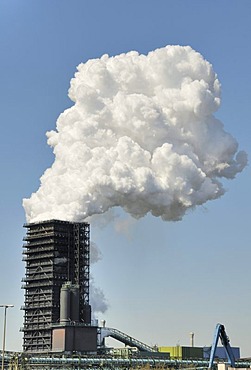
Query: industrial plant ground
xmin=5 ymin=352 xmax=251 ymax=370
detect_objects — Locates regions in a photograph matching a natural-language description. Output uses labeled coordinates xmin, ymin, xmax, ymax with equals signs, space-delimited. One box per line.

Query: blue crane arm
xmin=209 ymin=323 xmax=222 ymax=369
xmin=208 ymin=324 xmax=235 ymax=369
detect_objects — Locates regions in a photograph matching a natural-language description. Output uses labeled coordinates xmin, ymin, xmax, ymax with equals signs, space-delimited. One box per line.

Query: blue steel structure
xmin=208 ymin=324 xmax=236 ymax=369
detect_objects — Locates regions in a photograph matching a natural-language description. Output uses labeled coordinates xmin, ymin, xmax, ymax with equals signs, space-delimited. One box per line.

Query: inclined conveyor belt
xmin=101 ymin=327 xmax=155 ymax=352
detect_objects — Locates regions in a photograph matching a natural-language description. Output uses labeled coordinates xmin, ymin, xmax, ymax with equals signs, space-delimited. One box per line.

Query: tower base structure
xmin=52 ymin=324 xmax=97 ymax=353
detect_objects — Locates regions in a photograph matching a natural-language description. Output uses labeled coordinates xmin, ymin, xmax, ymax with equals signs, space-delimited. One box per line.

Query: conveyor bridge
xmin=100 ymin=327 xmax=155 ymax=352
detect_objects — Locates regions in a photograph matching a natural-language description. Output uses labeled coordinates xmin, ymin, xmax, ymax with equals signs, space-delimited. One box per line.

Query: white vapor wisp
xmin=23 ymin=45 xmax=247 ymax=223
xmin=90 ymin=242 xmax=108 ymax=315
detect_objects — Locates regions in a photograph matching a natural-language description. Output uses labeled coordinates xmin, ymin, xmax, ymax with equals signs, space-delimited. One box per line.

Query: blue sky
xmin=0 ymin=0 xmax=250 ymax=356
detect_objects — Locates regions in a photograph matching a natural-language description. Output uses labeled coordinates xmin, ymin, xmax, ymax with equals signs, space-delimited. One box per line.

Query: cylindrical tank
xmin=60 ymin=283 xmax=71 ymax=323
xmin=70 ymin=284 xmax=80 ymax=322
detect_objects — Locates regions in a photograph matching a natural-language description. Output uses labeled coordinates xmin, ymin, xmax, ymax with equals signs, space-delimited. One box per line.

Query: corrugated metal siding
xmin=182 ymin=346 xmax=203 ymax=359
xmin=158 ymin=346 xmax=182 ymax=358
xmin=203 ymin=346 xmax=240 ymax=360
xmin=158 ymin=346 xmax=203 ymax=359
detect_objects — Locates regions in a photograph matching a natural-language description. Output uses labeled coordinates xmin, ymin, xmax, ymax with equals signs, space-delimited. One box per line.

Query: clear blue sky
xmin=0 ymin=0 xmax=250 ymax=356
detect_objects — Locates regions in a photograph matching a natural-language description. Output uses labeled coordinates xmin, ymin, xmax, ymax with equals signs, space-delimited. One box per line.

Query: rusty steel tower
xmin=21 ymin=220 xmax=93 ymax=353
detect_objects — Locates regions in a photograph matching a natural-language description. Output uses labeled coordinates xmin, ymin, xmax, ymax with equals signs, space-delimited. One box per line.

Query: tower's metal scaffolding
xmin=21 ymin=220 xmax=91 ymax=353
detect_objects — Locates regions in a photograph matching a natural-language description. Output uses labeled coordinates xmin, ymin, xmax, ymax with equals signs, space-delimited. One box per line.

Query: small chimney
xmin=190 ymin=332 xmax=194 ymax=347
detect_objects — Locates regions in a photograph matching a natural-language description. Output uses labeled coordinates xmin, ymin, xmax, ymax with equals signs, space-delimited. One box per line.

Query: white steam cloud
xmin=23 ymin=45 xmax=247 ymax=223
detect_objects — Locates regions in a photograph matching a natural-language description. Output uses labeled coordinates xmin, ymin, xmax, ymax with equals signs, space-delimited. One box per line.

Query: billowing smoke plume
xmin=23 ymin=45 xmax=247 ymax=223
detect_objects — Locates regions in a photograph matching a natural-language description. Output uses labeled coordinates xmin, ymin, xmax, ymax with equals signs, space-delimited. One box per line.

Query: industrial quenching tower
xmin=21 ymin=220 xmax=94 ymax=353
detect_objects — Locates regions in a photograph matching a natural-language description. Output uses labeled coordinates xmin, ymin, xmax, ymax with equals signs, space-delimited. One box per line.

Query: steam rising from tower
xmin=23 ymin=45 xmax=247 ymax=223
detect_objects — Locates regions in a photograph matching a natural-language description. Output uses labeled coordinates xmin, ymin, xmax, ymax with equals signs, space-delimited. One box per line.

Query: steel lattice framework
xmin=21 ymin=220 xmax=90 ymax=353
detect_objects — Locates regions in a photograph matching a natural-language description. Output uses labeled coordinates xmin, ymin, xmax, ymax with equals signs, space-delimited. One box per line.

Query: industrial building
xmin=15 ymin=218 xmax=246 ymax=370
xmin=157 ymin=345 xmax=240 ymax=361
xmin=20 ymin=219 xmax=161 ymax=359
xmin=158 ymin=345 xmax=204 ymax=359
xmin=21 ymin=219 xmax=96 ymax=353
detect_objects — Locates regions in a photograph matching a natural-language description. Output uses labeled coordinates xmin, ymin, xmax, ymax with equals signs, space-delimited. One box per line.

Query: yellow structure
xmin=158 ymin=345 xmax=203 ymax=359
